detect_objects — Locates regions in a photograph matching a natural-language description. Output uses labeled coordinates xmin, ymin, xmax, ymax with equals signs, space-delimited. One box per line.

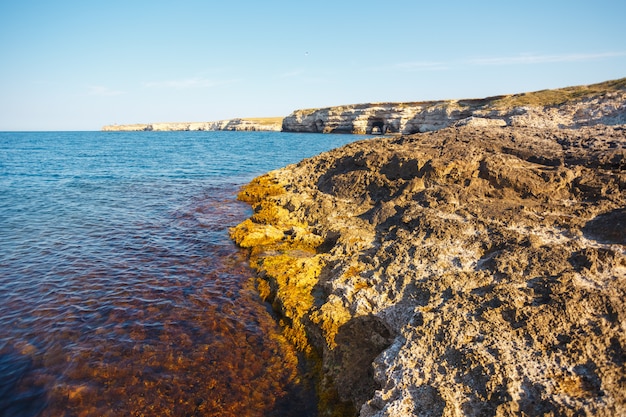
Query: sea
xmin=0 ymin=130 xmax=360 ymax=417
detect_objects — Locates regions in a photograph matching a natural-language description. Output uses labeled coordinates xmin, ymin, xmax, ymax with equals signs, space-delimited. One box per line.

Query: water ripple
xmin=0 ymin=131 xmax=361 ymax=416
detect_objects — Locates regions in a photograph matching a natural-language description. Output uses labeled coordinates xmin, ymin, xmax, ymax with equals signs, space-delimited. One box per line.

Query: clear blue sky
xmin=1 ymin=0 xmax=625 ymax=131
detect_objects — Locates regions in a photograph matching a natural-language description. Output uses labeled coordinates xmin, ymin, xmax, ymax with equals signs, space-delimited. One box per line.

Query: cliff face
xmin=101 ymin=117 xmax=283 ymax=132
xmin=231 ymin=124 xmax=626 ymax=416
xmin=282 ymin=79 xmax=626 ymax=135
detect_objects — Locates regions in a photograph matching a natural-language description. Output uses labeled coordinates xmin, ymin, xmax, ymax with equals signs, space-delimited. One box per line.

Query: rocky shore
xmin=230 ymin=122 xmax=625 ymax=416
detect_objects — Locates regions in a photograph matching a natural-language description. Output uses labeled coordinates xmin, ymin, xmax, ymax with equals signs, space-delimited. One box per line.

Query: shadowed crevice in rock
xmin=582 ymin=208 xmax=626 ymax=244
xmin=325 ymin=315 xmax=395 ymax=407
xmin=410 ymin=385 xmax=447 ymax=417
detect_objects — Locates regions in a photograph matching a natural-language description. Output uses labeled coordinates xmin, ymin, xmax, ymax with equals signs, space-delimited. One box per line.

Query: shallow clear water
xmin=0 ymin=131 xmax=360 ymax=417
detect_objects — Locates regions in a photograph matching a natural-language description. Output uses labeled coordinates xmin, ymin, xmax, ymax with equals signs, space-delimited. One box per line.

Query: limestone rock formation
xmin=231 ymin=124 xmax=626 ymax=416
xmin=102 ymin=79 xmax=625 ymax=137
xmin=101 ymin=117 xmax=283 ymax=132
xmin=282 ymin=79 xmax=626 ymax=135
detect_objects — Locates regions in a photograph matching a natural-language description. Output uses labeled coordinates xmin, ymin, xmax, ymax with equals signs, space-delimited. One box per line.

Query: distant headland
xmin=101 ymin=117 xmax=283 ymax=132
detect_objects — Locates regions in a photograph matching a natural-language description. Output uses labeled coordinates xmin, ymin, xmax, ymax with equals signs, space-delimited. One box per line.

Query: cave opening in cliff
xmin=370 ymin=120 xmax=385 ymax=135
xmin=315 ymin=119 xmax=325 ymax=133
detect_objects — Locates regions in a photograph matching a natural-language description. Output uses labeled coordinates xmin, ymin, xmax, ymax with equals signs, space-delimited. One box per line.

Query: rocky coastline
xmin=101 ymin=117 xmax=283 ymax=132
xmin=103 ymin=79 xmax=625 ymax=136
xmin=230 ymin=94 xmax=625 ymax=414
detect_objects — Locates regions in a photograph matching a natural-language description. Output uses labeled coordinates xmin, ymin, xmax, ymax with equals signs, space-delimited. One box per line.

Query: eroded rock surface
xmin=232 ymin=124 xmax=625 ymax=416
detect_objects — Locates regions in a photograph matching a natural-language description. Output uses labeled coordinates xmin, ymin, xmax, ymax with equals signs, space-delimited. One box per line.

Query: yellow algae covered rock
xmin=230 ymin=173 xmax=326 ymax=354
xmin=229 ymin=219 xmax=285 ymax=248
xmin=237 ymin=173 xmax=285 ymax=205
xmin=258 ymin=251 xmax=324 ymax=352
xmin=231 ymin=171 xmax=359 ymax=416
xmin=310 ymin=296 xmax=352 ymax=349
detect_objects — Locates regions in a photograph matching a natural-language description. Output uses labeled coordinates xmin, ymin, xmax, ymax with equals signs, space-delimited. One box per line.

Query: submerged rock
xmin=231 ymin=124 xmax=626 ymax=416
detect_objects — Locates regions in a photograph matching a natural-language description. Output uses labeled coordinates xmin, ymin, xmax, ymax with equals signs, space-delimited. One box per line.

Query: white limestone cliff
xmin=102 ymin=118 xmax=282 ymax=132
xmin=282 ymin=90 xmax=626 ymax=135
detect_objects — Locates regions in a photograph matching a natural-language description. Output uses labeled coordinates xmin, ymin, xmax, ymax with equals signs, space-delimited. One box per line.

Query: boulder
xmin=233 ymin=124 xmax=626 ymax=416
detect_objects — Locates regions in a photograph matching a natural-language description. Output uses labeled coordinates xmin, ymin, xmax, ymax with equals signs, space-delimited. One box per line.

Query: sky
xmin=0 ymin=0 xmax=625 ymax=131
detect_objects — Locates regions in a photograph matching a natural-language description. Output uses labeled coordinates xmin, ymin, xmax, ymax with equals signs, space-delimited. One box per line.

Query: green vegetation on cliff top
xmin=241 ymin=117 xmax=284 ymax=125
xmin=293 ymin=77 xmax=626 ymax=115
xmin=490 ymin=77 xmax=626 ymax=109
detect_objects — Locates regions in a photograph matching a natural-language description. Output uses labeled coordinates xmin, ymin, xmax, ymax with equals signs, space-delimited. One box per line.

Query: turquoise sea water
xmin=0 ymin=131 xmax=360 ymax=417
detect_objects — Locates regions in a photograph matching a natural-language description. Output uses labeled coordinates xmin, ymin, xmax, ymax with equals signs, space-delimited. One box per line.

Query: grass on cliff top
xmin=291 ymin=77 xmax=626 ymax=115
xmin=241 ymin=117 xmax=284 ymax=125
xmin=489 ymin=77 xmax=626 ymax=109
